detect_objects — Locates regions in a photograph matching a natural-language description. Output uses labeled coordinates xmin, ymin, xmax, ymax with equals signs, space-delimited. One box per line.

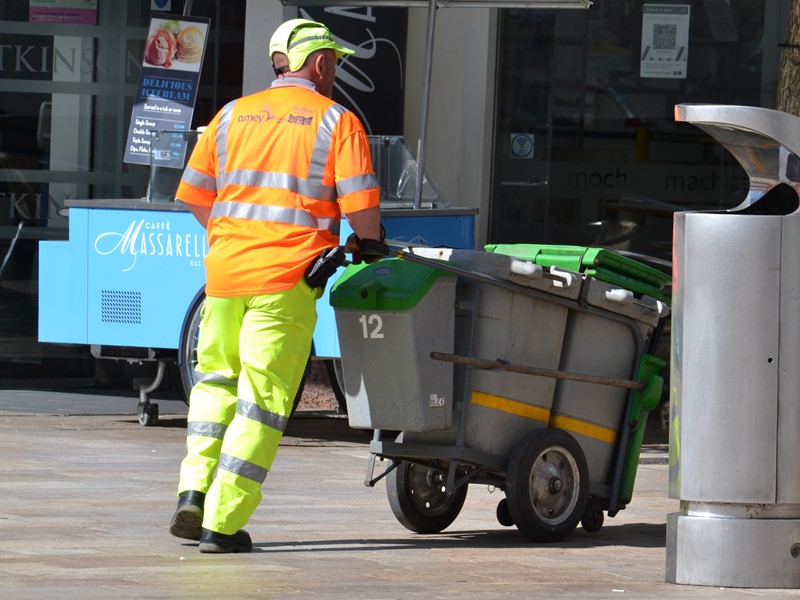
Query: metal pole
xmin=413 ymin=0 xmax=438 ymax=210
xmin=0 ymin=222 xmax=23 ymax=281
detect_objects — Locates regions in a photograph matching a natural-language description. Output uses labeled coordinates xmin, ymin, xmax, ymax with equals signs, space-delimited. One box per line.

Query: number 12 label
xmin=358 ymin=314 xmax=384 ymax=339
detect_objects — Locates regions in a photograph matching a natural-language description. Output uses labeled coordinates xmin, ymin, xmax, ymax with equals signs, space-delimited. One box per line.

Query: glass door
xmin=489 ymin=2 xmax=771 ymax=261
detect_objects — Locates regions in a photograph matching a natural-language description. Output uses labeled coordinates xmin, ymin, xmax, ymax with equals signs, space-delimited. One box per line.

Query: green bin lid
xmin=484 ymin=243 xmax=671 ymax=302
xmin=330 ymin=258 xmax=454 ymax=311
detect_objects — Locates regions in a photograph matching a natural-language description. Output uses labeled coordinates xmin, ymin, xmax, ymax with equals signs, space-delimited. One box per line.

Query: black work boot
xmin=198 ymin=528 xmax=253 ymax=554
xmin=169 ymin=490 xmax=205 ymax=541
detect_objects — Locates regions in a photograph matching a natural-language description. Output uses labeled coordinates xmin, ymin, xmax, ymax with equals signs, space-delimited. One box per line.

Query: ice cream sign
xmin=124 ymin=13 xmax=210 ymax=168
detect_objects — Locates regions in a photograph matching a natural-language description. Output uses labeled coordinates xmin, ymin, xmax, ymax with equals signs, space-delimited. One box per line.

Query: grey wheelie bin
xmin=330 ymin=244 xmax=670 ymax=542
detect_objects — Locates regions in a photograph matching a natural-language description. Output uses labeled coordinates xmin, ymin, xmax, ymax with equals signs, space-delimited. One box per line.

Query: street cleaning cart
xmin=330 ymin=244 xmax=669 ymax=541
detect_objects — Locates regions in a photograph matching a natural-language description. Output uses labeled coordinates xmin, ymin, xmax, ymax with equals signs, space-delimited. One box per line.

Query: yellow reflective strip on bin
xmin=549 ymin=415 xmax=617 ymax=445
xmin=470 ymin=391 xmax=617 ymax=445
xmin=470 ymin=391 xmax=550 ymax=422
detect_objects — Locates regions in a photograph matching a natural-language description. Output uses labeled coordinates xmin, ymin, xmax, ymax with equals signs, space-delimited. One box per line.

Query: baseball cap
xmin=269 ymin=18 xmax=355 ymax=73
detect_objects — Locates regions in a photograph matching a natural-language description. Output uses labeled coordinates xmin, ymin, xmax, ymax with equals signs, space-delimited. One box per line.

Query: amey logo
xmin=237 ymin=112 xmax=274 ymax=124
xmin=237 ymin=106 xmax=312 ymax=126
xmin=260 ymin=104 xmax=278 ymax=121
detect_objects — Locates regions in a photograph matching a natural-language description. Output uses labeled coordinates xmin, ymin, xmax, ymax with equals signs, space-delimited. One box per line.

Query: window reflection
xmin=0 ymin=0 xmax=244 ymax=381
xmin=490 ymin=2 xmax=766 ymax=263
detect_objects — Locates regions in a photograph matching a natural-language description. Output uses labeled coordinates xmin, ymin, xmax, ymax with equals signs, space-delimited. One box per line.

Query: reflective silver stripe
xmin=182 ymin=166 xmax=217 ymax=191
xmin=237 ymin=398 xmax=289 ymax=432
xmin=216 ymin=100 xmax=236 ymax=173
xmin=209 ymin=101 xmax=351 ymax=236
xmin=337 ymin=173 xmax=379 ymax=197
xmin=219 ymin=169 xmax=336 ymax=202
xmin=210 ymin=201 xmax=338 ymax=234
xmin=218 ymin=452 xmax=268 ymax=484
xmin=307 ymin=104 xmax=347 ymax=186
xmin=288 ymin=33 xmax=337 ymax=51
xmin=194 ymin=369 xmax=238 ymax=386
xmin=187 ymin=421 xmax=227 ymax=440
xmin=215 ymin=104 xmax=346 ymax=203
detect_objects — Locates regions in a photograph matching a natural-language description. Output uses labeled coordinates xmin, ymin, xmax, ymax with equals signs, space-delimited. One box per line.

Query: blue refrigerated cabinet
xmin=38 ymin=197 xmax=476 ymax=424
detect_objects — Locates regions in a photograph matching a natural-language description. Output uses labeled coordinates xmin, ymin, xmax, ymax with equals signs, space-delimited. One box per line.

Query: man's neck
xmin=270 ymin=77 xmax=317 ymax=92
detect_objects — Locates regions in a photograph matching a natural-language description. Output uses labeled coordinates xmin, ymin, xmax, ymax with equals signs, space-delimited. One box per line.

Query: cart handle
xmin=430 ymin=351 xmax=646 ymax=390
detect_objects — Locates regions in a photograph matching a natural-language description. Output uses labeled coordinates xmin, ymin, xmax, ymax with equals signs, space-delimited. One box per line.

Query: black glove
xmin=345 ymin=225 xmax=389 ymax=265
xmin=304 ymin=246 xmax=346 ymax=288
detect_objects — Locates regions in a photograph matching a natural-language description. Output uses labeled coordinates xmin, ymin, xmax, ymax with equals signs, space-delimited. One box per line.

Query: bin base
xmin=666 ymin=512 xmax=800 ymax=588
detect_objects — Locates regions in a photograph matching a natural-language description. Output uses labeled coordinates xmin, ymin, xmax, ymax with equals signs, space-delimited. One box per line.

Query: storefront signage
xmin=298 ymin=6 xmax=407 ymax=135
xmin=124 ymin=14 xmax=210 ymax=167
xmin=93 ymin=217 xmax=208 ymax=273
xmin=640 ymin=4 xmax=690 ymax=79
xmin=29 ymin=0 xmax=97 ymax=25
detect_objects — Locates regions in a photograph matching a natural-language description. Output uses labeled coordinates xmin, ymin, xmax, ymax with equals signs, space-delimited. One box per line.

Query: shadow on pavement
xmin=221 ymin=522 xmax=669 ymax=553
xmin=135 ymin=412 xmax=373 ymax=444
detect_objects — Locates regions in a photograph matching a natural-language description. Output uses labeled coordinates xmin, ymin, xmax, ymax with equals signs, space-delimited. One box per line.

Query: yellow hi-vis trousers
xmin=177 ymin=280 xmax=319 ymax=534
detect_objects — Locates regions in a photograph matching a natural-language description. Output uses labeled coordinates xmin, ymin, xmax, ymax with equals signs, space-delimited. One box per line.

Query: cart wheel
xmin=581 ymin=500 xmax=605 ymax=533
xmin=496 ymin=497 xmax=514 ymax=527
xmin=178 ymin=293 xmax=205 ymax=403
xmin=505 ymin=428 xmax=589 ymax=543
xmin=386 ymin=461 xmax=467 ymax=534
xmin=137 ymin=403 xmax=159 ymax=427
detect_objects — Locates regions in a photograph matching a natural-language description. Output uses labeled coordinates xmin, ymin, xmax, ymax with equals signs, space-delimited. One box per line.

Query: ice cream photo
xmin=144 ymin=25 xmax=176 ymax=68
xmin=143 ymin=19 xmax=207 ymax=71
xmin=176 ymin=26 xmax=204 ymax=63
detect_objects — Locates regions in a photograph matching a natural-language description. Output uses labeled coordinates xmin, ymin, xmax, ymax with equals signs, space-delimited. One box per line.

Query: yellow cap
xmin=269 ymin=18 xmax=355 ymax=73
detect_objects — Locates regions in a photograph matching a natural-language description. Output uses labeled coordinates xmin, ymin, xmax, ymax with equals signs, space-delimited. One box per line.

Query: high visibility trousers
xmin=177 ymin=280 xmax=318 ymax=534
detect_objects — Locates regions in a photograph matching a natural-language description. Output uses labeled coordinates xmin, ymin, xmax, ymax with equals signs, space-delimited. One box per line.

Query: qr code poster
xmin=640 ymin=4 xmax=690 ymax=79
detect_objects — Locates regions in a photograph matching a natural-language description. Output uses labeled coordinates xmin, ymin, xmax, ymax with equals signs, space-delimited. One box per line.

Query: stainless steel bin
xmin=669 ymin=104 xmax=800 ymax=588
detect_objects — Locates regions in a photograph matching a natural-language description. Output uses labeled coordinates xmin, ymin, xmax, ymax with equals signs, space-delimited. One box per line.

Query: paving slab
xmin=0 ymin=402 xmax=795 ymax=599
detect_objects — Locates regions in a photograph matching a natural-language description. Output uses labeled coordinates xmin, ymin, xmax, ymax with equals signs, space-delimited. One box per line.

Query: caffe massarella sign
xmin=93 ymin=215 xmax=208 ymax=273
xmin=124 ymin=13 xmax=210 ymax=167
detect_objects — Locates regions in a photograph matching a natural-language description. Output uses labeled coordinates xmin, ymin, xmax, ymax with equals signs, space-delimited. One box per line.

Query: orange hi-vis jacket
xmin=176 ymin=78 xmax=380 ymax=297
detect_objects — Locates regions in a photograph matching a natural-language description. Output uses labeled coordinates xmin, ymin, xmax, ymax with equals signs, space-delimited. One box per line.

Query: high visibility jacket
xmin=176 ymin=78 xmax=380 ymax=297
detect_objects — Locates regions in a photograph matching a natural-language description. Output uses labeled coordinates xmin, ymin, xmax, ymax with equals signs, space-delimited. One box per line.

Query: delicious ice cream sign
xmin=124 ymin=13 xmax=210 ymax=167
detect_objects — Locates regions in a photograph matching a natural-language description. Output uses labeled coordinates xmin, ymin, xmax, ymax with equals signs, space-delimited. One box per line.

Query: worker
xmin=169 ymin=17 xmax=386 ymax=554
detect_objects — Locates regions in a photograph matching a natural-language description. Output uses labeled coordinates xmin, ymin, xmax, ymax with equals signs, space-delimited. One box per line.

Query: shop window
xmin=0 ymin=0 xmax=244 ymax=380
xmin=490 ymin=1 xmax=770 ymax=263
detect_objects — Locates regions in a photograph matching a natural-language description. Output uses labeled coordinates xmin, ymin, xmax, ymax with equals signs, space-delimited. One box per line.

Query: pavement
xmin=0 ymin=387 xmax=797 ymax=599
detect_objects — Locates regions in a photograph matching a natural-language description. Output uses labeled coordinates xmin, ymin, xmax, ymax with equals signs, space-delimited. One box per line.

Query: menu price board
xmin=30 ymin=0 xmax=97 ymax=24
xmin=124 ymin=13 xmax=210 ymax=167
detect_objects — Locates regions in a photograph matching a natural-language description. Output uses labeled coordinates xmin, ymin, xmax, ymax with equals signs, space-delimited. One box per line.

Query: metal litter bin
xmin=669 ymin=104 xmax=800 ymax=588
xmin=331 ymin=244 xmax=670 ymax=542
